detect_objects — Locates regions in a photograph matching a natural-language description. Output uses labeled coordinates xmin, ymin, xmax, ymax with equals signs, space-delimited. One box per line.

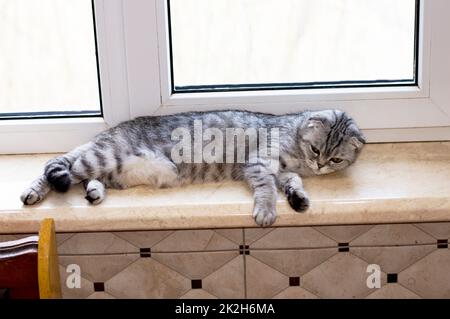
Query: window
xmin=169 ymin=0 xmax=418 ymax=92
xmin=0 ymin=0 xmax=449 ymax=154
xmin=0 ymin=0 xmax=101 ymax=119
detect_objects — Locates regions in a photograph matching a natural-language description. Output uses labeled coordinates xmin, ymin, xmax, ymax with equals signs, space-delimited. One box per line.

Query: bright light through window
xmin=169 ymin=0 xmax=418 ymax=92
xmin=0 ymin=0 xmax=101 ymax=118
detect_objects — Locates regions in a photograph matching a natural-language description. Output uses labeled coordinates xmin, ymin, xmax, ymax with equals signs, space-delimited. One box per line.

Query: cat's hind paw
xmin=286 ymin=188 xmax=310 ymax=213
xmin=20 ymin=188 xmax=42 ymax=206
xmin=85 ymin=180 xmax=105 ymax=205
xmin=253 ymin=204 xmax=277 ymax=227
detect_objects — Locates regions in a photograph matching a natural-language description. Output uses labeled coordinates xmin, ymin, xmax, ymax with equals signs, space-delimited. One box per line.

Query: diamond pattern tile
xmin=3 ymin=221 xmax=447 ymax=299
xmin=301 ymin=253 xmax=387 ymax=298
xmin=250 ymin=227 xmax=336 ymax=249
xmin=351 ymin=224 xmax=435 ymax=246
xmin=152 ymin=229 xmax=238 ymax=252
xmin=152 ymin=251 xmax=238 ymax=279
xmin=59 ymin=265 xmax=94 ymax=299
xmin=314 ymin=225 xmax=374 ymax=243
xmin=245 ymin=256 xmax=288 ymax=299
xmin=58 ymin=232 xmax=138 ymax=255
xmin=351 ymin=245 xmax=436 ymax=273
xmin=273 ymin=287 xmax=318 ymax=299
xmin=251 ymin=249 xmax=337 ymax=277
xmin=414 ymin=223 xmax=450 ymax=240
xmin=202 ymin=256 xmax=245 ymax=299
xmin=365 ymin=284 xmax=421 ymax=299
xmin=399 ymin=249 xmax=450 ymax=298
xmin=59 ymin=254 xmax=139 ymax=282
xmin=106 ymin=259 xmax=190 ymax=298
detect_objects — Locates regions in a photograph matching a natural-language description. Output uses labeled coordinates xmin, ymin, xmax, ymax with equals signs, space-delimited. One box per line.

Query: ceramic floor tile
xmin=56 ymin=233 xmax=75 ymax=246
xmin=351 ymin=245 xmax=436 ymax=274
xmin=314 ymin=225 xmax=373 ymax=243
xmin=59 ymin=254 xmax=139 ymax=283
xmin=399 ymin=249 xmax=450 ymax=298
xmin=179 ymin=289 xmax=218 ymax=299
xmin=106 ymin=258 xmax=190 ymax=298
xmin=365 ymin=284 xmax=421 ymax=299
xmin=203 ymin=256 xmax=245 ymax=299
xmin=301 ymin=253 xmax=386 ymax=298
xmin=58 ymin=232 xmax=138 ymax=255
xmin=250 ymin=227 xmax=336 ymax=249
xmin=87 ymin=292 xmax=116 ymax=299
xmin=152 ymin=230 xmax=238 ymax=252
xmin=113 ymin=230 xmax=174 ymax=249
xmin=152 ymin=251 xmax=238 ymax=279
xmin=414 ymin=223 xmax=450 ymax=240
xmin=251 ymin=249 xmax=337 ymax=277
xmin=351 ymin=224 xmax=435 ymax=246
xmin=213 ymin=229 xmax=244 ymax=245
xmin=244 ymin=228 xmax=275 ymax=245
xmin=59 ymin=265 xmax=93 ymax=299
xmin=272 ymin=287 xmax=318 ymax=299
xmin=245 ymin=255 xmax=288 ymax=299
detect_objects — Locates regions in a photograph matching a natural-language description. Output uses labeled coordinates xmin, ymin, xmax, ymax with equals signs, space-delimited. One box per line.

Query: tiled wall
xmin=2 ymin=223 xmax=450 ymax=299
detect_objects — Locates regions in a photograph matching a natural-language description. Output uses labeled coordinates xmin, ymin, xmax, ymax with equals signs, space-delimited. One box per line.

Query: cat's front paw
xmin=253 ymin=204 xmax=277 ymax=227
xmin=20 ymin=188 xmax=41 ymax=205
xmin=286 ymin=188 xmax=310 ymax=213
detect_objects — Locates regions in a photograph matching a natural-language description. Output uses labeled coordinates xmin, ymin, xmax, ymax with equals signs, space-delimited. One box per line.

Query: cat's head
xmin=299 ymin=110 xmax=365 ymax=175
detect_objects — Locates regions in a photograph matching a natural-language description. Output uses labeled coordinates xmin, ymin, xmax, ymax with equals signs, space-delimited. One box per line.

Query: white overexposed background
xmin=170 ymin=0 xmax=416 ymax=87
xmin=0 ymin=0 xmax=99 ymax=114
xmin=0 ymin=0 xmax=416 ymax=114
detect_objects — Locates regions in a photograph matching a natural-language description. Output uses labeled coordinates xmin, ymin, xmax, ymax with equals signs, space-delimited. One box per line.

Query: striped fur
xmin=20 ymin=109 xmax=365 ymax=226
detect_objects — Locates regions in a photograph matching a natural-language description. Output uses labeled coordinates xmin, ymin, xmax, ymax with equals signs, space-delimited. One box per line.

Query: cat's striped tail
xmin=44 ymin=156 xmax=73 ymax=193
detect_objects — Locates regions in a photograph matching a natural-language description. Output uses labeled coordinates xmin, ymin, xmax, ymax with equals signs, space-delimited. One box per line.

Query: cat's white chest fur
xmin=119 ymin=150 xmax=178 ymax=188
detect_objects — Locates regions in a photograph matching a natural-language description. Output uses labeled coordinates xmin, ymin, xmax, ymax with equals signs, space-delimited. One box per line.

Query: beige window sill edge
xmin=1 ymin=142 xmax=449 ymax=234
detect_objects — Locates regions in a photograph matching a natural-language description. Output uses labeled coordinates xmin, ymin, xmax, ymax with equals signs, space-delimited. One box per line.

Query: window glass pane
xmin=169 ymin=0 xmax=417 ymax=91
xmin=0 ymin=0 xmax=100 ymax=118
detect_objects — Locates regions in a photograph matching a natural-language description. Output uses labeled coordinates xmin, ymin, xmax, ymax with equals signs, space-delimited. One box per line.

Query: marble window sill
xmin=0 ymin=142 xmax=449 ymax=234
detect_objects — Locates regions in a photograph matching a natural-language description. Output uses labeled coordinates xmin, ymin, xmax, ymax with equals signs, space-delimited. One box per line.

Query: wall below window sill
xmin=0 ymin=142 xmax=449 ymax=234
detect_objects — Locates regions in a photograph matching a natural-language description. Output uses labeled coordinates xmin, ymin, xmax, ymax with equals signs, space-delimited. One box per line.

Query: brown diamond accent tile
xmin=114 ymin=230 xmax=174 ymax=249
xmin=251 ymin=248 xmax=336 ymax=277
xmin=314 ymin=225 xmax=373 ymax=243
xmin=106 ymin=258 xmax=190 ymax=298
xmin=414 ymin=223 xmax=450 ymax=240
xmin=273 ymin=287 xmax=318 ymax=299
xmin=203 ymin=256 xmax=245 ymax=299
xmin=365 ymin=284 xmax=421 ymax=299
xmin=245 ymin=256 xmax=288 ymax=299
xmin=289 ymin=277 xmax=300 ymax=286
xmin=93 ymin=282 xmax=105 ymax=292
xmin=58 ymin=232 xmax=138 ymax=255
xmin=191 ymin=280 xmax=202 ymax=289
xmin=152 ymin=251 xmax=238 ymax=279
xmin=351 ymin=245 xmax=436 ymax=274
xmin=399 ymin=249 xmax=450 ymax=298
xmin=250 ymin=227 xmax=336 ymax=249
xmin=351 ymin=224 xmax=435 ymax=247
xmin=152 ymin=230 xmax=237 ymax=252
xmin=301 ymin=253 xmax=385 ymax=298
xmin=59 ymin=254 xmax=139 ymax=283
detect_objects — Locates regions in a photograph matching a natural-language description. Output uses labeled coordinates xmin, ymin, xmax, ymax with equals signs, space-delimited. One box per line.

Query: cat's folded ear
xmin=348 ymin=124 xmax=366 ymax=150
xmin=305 ymin=110 xmax=334 ymax=129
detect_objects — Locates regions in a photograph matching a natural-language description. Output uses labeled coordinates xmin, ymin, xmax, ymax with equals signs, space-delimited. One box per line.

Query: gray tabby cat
xmin=20 ymin=109 xmax=365 ymax=227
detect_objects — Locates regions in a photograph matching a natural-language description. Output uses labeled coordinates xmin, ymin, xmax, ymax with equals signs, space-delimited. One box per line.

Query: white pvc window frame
xmin=0 ymin=0 xmax=449 ymax=154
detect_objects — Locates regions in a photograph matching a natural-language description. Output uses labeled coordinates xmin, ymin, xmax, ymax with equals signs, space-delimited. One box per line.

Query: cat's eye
xmin=330 ymin=158 xmax=343 ymax=163
xmin=310 ymin=145 xmax=320 ymax=155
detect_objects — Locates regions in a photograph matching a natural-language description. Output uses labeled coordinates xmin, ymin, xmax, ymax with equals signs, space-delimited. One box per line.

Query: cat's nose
xmin=317 ymin=163 xmax=325 ymax=169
